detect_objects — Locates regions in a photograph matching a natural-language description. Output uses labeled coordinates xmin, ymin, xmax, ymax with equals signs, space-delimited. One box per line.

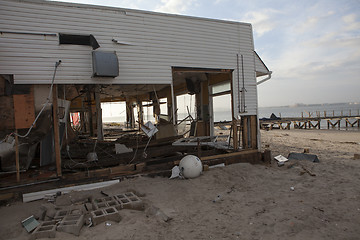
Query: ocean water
xmin=258 ymin=102 xmax=360 ymax=119
xmin=259 ymin=102 xmax=360 ymax=131
xmin=103 ymin=102 xmax=360 ymax=130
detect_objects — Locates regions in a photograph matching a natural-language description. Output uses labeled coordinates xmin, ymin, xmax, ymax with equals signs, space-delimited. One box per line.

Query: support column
xmin=95 ymin=85 xmax=103 ymax=141
xmin=137 ymin=101 xmax=143 ymax=129
xmin=126 ymin=99 xmax=135 ymax=128
xmin=170 ymin=83 xmax=176 ymax=125
xmin=52 ymin=84 xmax=62 ymax=177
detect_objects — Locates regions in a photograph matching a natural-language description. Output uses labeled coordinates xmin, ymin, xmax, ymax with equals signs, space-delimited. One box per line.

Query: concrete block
xmin=106 ymin=199 xmax=120 ymax=208
xmin=90 ymin=207 xmax=122 ymax=225
xmin=31 ymin=220 xmax=57 ymax=239
xmin=90 ymin=209 xmax=107 ymax=225
xmin=115 ymin=192 xmax=144 ymax=211
xmin=54 ymin=210 xmax=69 ymax=220
xmin=57 ymin=214 xmax=84 ymax=236
xmin=92 ymin=196 xmax=115 ymax=209
xmin=103 ymin=207 xmax=121 ymax=223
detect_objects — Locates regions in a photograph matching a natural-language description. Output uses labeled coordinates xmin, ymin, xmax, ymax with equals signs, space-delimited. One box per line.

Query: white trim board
xmin=22 ymin=179 xmax=119 ymax=203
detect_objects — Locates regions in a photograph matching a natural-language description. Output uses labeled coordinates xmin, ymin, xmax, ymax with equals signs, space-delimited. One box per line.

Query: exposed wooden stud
xmin=52 ymin=84 xmax=62 ymax=177
xmin=95 ymin=85 xmax=103 ymax=140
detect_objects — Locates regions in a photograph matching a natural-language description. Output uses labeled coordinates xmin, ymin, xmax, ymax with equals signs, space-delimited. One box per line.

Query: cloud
xmin=242 ymin=9 xmax=280 ymax=37
xmin=295 ymin=11 xmax=335 ymax=34
xmin=342 ymin=13 xmax=360 ymax=31
xmin=155 ymin=0 xmax=197 ymax=14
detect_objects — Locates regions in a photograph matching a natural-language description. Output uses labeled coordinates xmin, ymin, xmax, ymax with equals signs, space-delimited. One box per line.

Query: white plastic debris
xmin=140 ymin=121 xmax=158 ymax=137
xmin=169 ymin=166 xmax=181 ymax=179
xmin=209 ymin=163 xmax=225 ymax=169
xmin=274 ymin=155 xmax=288 ymax=166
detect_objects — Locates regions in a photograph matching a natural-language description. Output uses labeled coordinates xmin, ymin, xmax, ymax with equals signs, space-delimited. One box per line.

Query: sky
xmin=54 ymin=0 xmax=360 ymax=107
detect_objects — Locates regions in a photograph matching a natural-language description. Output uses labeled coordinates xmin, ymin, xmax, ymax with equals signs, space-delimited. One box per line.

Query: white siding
xmin=0 ymin=0 xmax=259 ymax=115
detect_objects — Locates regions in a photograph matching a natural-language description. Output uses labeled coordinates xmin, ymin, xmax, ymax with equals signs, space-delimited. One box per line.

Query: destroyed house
xmin=0 ymin=0 xmax=271 ymax=186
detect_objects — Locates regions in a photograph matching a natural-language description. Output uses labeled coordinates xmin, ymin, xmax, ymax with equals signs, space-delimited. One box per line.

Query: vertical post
xmin=242 ymin=117 xmax=248 ymax=149
xmin=86 ymin=89 xmax=94 ymax=136
xmin=233 ymin=119 xmax=238 ymax=150
xmin=170 ymin=83 xmax=176 ymax=125
xmin=197 ymin=138 xmax=201 ymax=157
xmin=250 ymin=116 xmax=257 ymax=149
xmin=95 ymin=85 xmax=103 ymax=141
xmin=137 ymin=101 xmax=143 ymax=130
xmin=15 ymin=130 xmax=20 ymax=182
xmin=333 ymin=110 xmax=334 ymax=117
xmin=327 ymin=120 xmax=330 ymax=129
xmin=52 ymin=84 xmax=62 ymax=177
xmin=301 ymin=112 xmax=303 ymax=119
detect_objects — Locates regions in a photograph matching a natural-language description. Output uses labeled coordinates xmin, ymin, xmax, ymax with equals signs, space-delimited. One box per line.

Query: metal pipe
xmin=240 ymin=55 xmax=246 ymax=112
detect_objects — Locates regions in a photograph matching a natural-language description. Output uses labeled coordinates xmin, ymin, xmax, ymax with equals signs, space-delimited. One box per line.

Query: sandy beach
xmin=0 ymin=129 xmax=359 ymax=240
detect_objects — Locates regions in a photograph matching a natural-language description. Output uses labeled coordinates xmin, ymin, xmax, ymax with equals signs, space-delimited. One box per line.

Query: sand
xmin=0 ymin=129 xmax=359 ymax=240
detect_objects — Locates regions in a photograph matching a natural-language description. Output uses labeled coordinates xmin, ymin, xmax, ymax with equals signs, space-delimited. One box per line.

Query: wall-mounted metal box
xmin=92 ymin=51 xmax=119 ymax=77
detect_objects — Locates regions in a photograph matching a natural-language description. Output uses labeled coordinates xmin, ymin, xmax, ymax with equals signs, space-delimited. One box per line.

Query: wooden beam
xmin=250 ymin=115 xmax=257 ymax=149
xmin=242 ymin=116 xmax=249 ymax=149
xmin=232 ymin=119 xmax=238 ymax=150
xmin=200 ymin=149 xmax=258 ymax=161
xmin=52 ymin=85 xmax=62 ymax=177
xmin=95 ymin=85 xmax=104 ymax=140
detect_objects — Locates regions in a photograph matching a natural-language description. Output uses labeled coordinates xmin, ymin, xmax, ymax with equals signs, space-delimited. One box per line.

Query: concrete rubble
xmin=30 ymin=191 xmax=145 ymax=239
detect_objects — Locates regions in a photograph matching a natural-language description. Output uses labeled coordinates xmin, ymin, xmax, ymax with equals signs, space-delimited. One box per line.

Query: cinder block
xmin=106 ymin=200 xmax=120 ymax=208
xmin=115 ymin=192 xmax=144 ymax=211
xmin=92 ymin=196 xmax=116 ymax=210
xmin=57 ymin=214 xmax=84 ymax=236
xmin=90 ymin=207 xmax=122 ymax=225
xmin=54 ymin=210 xmax=69 ymax=220
xmin=90 ymin=209 xmax=107 ymax=225
xmin=103 ymin=207 xmax=121 ymax=223
xmin=31 ymin=220 xmax=57 ymax=239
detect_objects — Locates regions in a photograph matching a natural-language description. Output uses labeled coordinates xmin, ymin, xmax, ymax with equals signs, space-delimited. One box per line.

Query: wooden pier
xmin=260 ymin=110 xmax=360 ymax=130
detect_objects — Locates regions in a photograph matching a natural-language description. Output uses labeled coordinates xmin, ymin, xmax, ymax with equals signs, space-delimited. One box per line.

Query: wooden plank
xmin=52 ymin=85 xmax=62 ymax=177
xmin=200 ymin=149 xmax=258 ymax=161
xmin=13 ymin=86 xmax=35 ymax=129
xmin=250 ymin=115 xmax=257 ymax=149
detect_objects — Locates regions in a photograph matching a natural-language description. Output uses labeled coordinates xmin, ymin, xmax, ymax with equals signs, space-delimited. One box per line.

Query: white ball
xmin=179 ymin=155 xmax=203 ymax=179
